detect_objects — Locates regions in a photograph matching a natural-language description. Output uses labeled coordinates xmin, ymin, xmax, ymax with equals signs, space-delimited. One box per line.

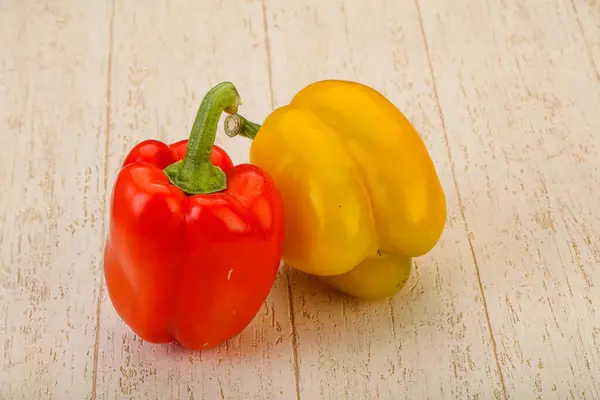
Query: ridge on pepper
xmin=225 ymin=79 xmax=447 ymax=300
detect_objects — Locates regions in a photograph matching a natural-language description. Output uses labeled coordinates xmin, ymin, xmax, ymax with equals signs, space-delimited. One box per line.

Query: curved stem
xmin=224 ymin=113 xmax=261 ymax=140
xmin=164 ymin=82 xmax=241 ymax=195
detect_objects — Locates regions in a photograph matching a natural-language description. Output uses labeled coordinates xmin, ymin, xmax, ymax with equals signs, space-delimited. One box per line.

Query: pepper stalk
xmin=164 ymin=82 xmax=242 ymax=195
xmin=225 ymin=113 xmax=261 ymax=140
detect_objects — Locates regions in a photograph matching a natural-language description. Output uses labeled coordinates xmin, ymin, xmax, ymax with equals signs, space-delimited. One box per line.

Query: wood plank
xmin=95 ymin=1 xmax=298 ymax=398
xmin=572 ymin=0 xmax=600 ymax=75
xmin=418 ymin=0 xmax=600 ymax=397
xmin=0 ymin=1 xmax=111 ymax=398
xmin=263 ymin=0 xmax=505 ymax=398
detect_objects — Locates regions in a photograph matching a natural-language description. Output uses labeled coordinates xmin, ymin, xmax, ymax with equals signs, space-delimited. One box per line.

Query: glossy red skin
xmin=104 ymin=139 xmax=284 ymax=350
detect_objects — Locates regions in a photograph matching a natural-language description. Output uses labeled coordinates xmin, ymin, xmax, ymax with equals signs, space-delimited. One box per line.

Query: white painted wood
xmin=1 ymin=1 xmax=600 ymax=399
xmin=263 ymin=0 xmax=505 ymax=398
xmin=0 ymin=1 xmax=111 ymax=398
xmin=95 ymin=0 xmax=298 ymax=398
xmin=418 ymin=0 xmax=600 ymax=397
xmin=573 ymin=0 xmax=600 ymax=73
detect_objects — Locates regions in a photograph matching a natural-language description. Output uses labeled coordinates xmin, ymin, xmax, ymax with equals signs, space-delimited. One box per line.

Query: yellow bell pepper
xmin=225 ymin=80 xmax=446 ymax=299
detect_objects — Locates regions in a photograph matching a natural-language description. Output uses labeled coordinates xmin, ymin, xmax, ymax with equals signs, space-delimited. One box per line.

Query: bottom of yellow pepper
xmin=319 ymin=252 xmax=412 ymax=300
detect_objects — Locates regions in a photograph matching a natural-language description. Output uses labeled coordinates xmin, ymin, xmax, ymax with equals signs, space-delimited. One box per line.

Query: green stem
xmin=224 ymin=113 xmax=261 ymax=140
xmin=164 ymin=82 xmax=242 ymax=195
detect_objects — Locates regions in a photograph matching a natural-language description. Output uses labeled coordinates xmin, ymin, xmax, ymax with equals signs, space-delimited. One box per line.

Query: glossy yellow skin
xmin=249 ymin=80 xmax=446 ymax=299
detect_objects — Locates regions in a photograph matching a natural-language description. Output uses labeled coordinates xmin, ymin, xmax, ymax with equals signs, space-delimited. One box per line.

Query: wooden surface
xmin=1 ymin=0 xmax=599 ymax=399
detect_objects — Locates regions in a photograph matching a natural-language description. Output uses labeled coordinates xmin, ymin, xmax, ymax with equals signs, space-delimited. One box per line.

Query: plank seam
xmin=261 ymin=0 xmax=276 ymax=110
xmin=91 ymin=0 xmax=116 ymax=398
xmin=413 ymin=0 xmax=509 ymax=398
xmin=260 ymin=1 xmax=301 ymax=399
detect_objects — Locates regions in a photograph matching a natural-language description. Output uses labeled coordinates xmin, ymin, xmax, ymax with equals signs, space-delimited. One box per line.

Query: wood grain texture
xmin=418 ymin=0 xmax=600 ymax=397
xmin=0 ymin=1 xmax=111 ymax=398
xmin=572 ymin=0 xmax=600 ymax=76
xmin=263 ymin=0 xmax=505 ymax=398
xmin=95 ymin=0 xmax=298 ymax=398
xmin=2 ymin=1 xmax=600 ymax=399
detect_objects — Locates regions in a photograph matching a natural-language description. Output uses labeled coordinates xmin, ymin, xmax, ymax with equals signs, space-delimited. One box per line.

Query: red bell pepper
xmin=103 ymin=82 xmax=284 ymax=350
